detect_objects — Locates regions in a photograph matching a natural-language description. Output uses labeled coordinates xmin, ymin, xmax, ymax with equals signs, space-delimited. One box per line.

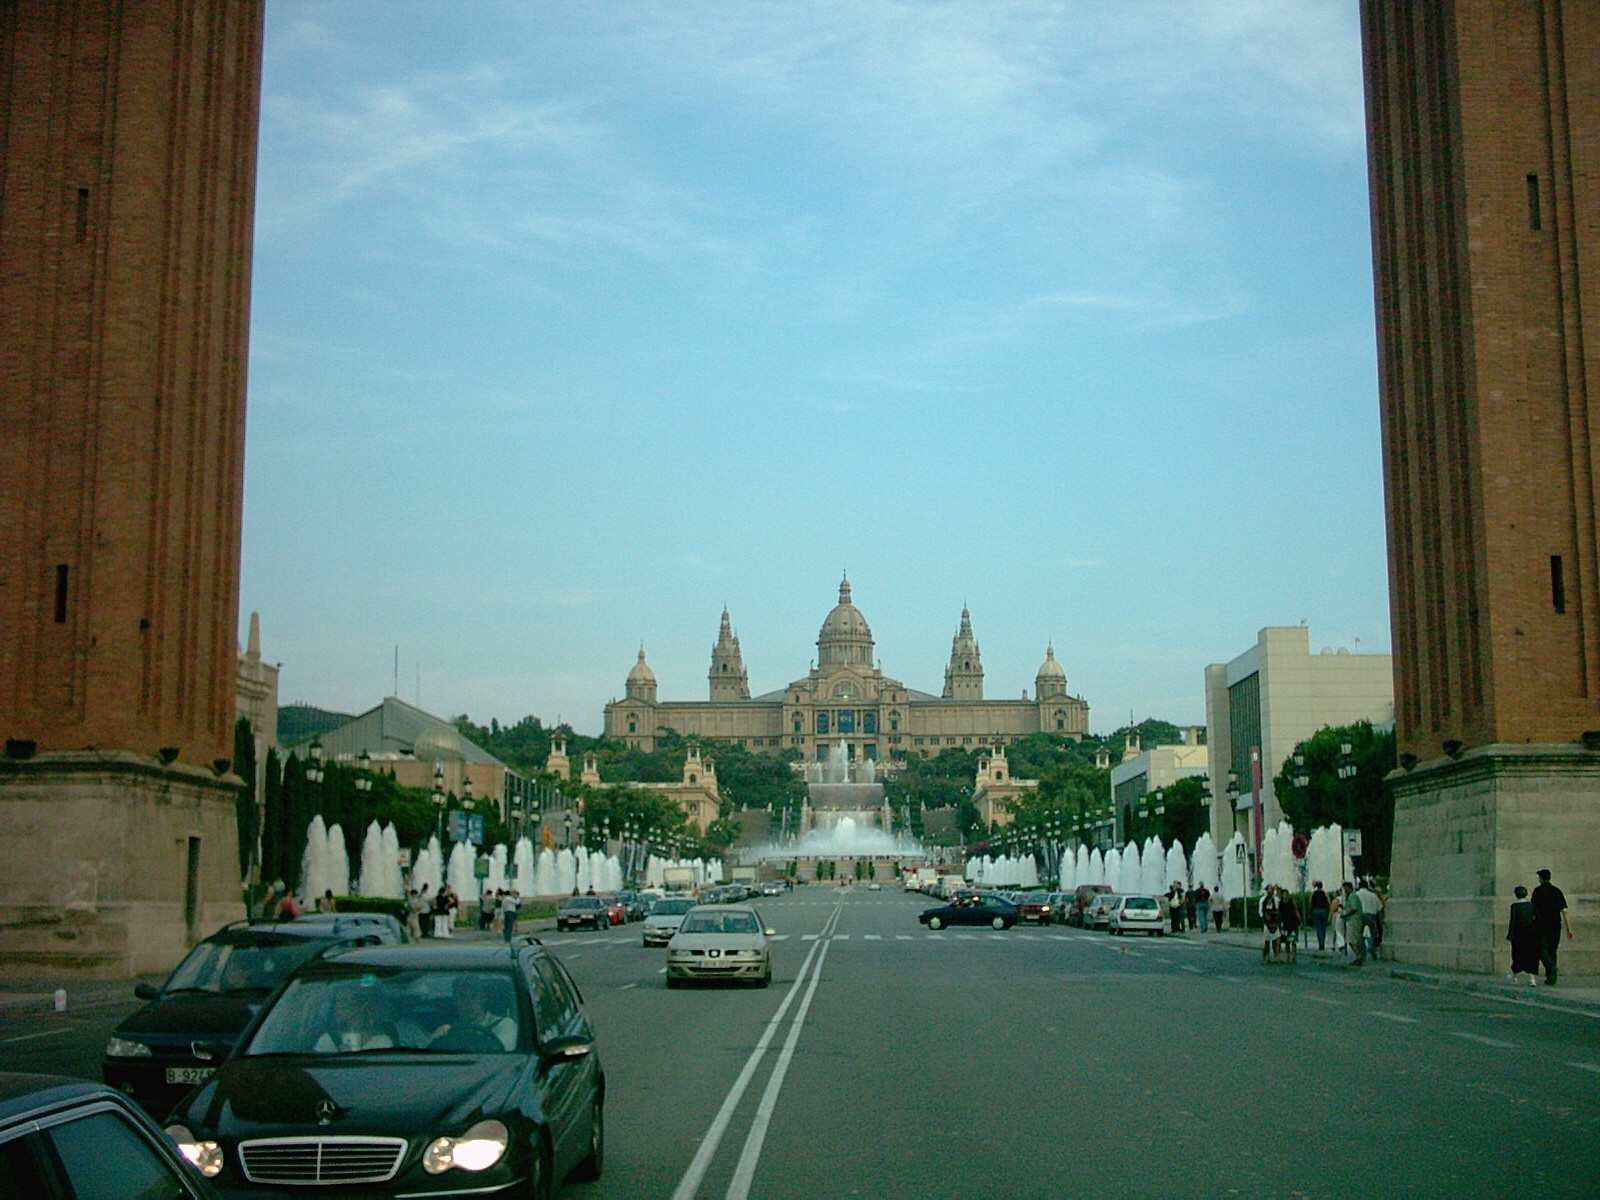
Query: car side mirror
xmin=539 ymin=1035 xmax=593 ymax=1072
xmin=192 ymin=1041 xmax=228 ymax=1062
xmin=764 ymin=928 xmax=776 ymax=937
xmin=134 ymin=981 xmax=160 ymax=1001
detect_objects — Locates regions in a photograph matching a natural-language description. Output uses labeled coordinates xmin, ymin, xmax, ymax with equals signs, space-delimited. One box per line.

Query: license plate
xmin=166 ymin=1067 xmax=213 ymax=1086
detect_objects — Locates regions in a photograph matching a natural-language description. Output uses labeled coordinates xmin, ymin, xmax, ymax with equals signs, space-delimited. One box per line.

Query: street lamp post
xmin=1336 ymin=742 xmax=1358 ymax=884
xmin=432 ymin=765 xmax=446 ymax=849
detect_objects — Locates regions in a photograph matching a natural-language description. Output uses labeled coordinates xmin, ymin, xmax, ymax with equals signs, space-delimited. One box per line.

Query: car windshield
xmin=651 ymin=899 xmax=695 ymax=916
xmin=246 ymin=967 xmax=523 ymax=1055
xmin=566 ymin=898 xmax=601 ymax=909
xmin=163 ymin=938 xmax=328 ymax=995
xmin=679 ymin=911 xmax=761 ymax=935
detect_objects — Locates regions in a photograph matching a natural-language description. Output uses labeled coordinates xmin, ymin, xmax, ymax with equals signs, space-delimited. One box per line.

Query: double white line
xmin=671 ymin=904 xmax=841 ymax=1200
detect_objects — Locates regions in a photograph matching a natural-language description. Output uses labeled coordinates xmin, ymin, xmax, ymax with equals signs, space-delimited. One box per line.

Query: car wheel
xmin=667 ymin=975 xmax=682 ymax=989
xmin=759 ymin=964 xmax=772 ymax=988
xmin=569 ymin=1096 xmax=604 ymax=1182
xmin=991 ymin=916 xmax=1006 ymax=930
xmin=927 ymin=916 xmax=944 ymax=930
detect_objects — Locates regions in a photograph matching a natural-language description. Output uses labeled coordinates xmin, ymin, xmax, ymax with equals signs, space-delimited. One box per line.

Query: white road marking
xmin=620 ymin=982 xmax=638 ymax=991
xmin=1180 ymin=965 xmax=1204 ymax=975
xmin=863 ymin=934 xmax=881 ymax=941
xmin=1302 ymin=995 xmax=1346 ymax=1006
xmin=801 ymin=934 xmax=820 ymax=941
xmin=1451 ymin=1031 xmax=1515 ymax=1049
xmin=833 ymin=934 xmax=851 ymax=941
xmin=1567 ymin=1062 xmax=1600 ymax=1074
xmin=925 ymin=933 xmax=947 ymax=940
xmin=726 ymin=938 xmax=835 ymax=1199
xmin=895 ymin=935 xmax=913 ymax=941
xmin=657 ymin=967 xmax=667 ymax=974
xmin=671 ymin=905 xmax=841 ymax=1200
xmin=771 ymin=935 xmax=790 ymax=941
xmin=1371 ymin=1011 xmax=1420 ymax=1024
xmin=0 ymin=1029 xmax=68 ymax=1045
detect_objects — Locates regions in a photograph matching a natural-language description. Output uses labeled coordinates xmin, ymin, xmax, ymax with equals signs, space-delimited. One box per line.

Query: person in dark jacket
xmin=1506 ymin=884 xmax=1540 ymax=986
xmin=1530 ymin=868 xmax=1574 ymax=986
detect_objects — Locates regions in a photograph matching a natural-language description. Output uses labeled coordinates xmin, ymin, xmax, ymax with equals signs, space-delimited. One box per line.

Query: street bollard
xmin=53 ymin=988 xmax=67 ymax=1012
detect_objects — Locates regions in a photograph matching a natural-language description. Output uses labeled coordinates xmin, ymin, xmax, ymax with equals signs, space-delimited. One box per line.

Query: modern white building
xmin=1203 ymin=627 xmax=1393 ymax=868
xmin=1109 ymin=730 xmax=1208 ymax=844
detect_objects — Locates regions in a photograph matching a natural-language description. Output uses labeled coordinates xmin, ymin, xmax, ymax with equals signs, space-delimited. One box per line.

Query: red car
xmin=598 ymin=894 xmax=627 ymax=926
xmin=1016 ymin=892 xmax=1055 ymax=925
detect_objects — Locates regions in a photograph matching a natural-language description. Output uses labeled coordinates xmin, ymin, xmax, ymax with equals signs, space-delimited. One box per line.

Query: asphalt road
xmin=5 ymin=888 xmax=1599 ymax=1198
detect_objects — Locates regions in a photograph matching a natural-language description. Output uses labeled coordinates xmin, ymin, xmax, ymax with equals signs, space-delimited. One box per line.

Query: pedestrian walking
xmin=1194 ymin=882 xmax=1212 ymax=932
xmin=433 ymin=884 xmax=455 ymax=939
xmin=317 ymin=889 xmax=337 ymax=914
xmin=1184 ymin=887 xmax=1198 ymax=931
xmin=1506 ymin=884 xmax=1540 ymax=986
xmin=1340 ymin=881 xmax=1364 ymax=965
xmin=501 ymin=888 xmax=520 ymax=943
xmin=1356 ymin=879 xmax=1382 ymax=961
xmin=404 ymin=887 xmax=425 ymax=942
xmin=1531 ymin=868 xmax=1574 ymax=986
xmin=1260 ymin=885 xmax=1283 ymax=963
xmin=1279 ymin=888 xmax=1302 ymax=964
xmin=479 ymin=880 xmax=495 ymax=931
xmin=1308 ymin=881 xmax=1331 ymax=951
xmin=1168 ymin=882 xmax=1186 ymax=935
xmin=1209 ymin=885 xmax=1227 ymax=932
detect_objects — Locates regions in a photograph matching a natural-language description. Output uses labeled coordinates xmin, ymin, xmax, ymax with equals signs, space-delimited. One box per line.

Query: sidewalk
xmin=1178 ymin=924 xmax=1600 ymax=1016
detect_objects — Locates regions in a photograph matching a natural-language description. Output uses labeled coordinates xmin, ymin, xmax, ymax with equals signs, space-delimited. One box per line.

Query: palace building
xmin=603 ymin=579 xmax=1089 ymax=762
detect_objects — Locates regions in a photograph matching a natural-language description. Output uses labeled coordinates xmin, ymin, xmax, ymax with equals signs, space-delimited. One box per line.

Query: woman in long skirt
xmin=1507 ymin=884 xmax=1540 ymax=986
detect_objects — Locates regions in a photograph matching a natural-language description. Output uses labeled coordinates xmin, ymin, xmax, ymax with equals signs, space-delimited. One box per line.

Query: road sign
xmin=1235 ymin=842 xmax=1246 ymax=863
xmin=473 ymin=856 xmax=489 ymax=879
xmin=1344 ymin=829 xmax=1363 ymax=857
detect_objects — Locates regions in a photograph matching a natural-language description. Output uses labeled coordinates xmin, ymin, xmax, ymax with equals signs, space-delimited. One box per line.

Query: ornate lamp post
xmin=1336 ymin=742 xmax=1358 ymax=883
xmin=432 ymin=765 xmax=446 ymax=847
xmin=355 ymin=749 xmax=372 ymax=797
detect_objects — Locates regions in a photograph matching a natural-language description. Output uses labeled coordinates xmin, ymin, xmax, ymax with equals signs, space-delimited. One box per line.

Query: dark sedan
xmin=917 ymin=895 xmax=1020 ymax=931
xmin=165 ymin=941 xmax=604 ymax=1197
xmin=103 ymin=919 xmax=383 ymax=1114
xmin=557 ymin=895 xmax=608 ymax=931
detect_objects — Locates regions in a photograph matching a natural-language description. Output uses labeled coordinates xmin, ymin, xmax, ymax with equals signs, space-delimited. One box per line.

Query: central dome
xmin=818 ymin=577 xmax=874 ymax=668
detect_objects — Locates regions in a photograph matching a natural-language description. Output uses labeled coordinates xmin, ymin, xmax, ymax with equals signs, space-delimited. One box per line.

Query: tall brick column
xmin=0 ymin=1 xmax=265 ymax=975
xmin=1361 ymin=0 xmax=1598 ymax=973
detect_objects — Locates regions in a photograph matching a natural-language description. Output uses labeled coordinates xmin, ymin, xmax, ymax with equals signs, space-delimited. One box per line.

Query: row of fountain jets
xmin=295 ymin=815 xmax=723 ymax=903
xmin=968 ymin=821 xmax=1359 ymax=896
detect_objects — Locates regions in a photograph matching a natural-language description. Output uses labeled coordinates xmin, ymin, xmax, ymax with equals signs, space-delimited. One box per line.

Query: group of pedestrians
xmin=402 ymin=882 xmax=460 ymax=940
xmin=1507 ymin=867 xmax=1574 ymax=987
xmin=1259 ymin=883 xmax=1303 ymax=963
xmin=1163 ymin=881 xmax=1221 ymax=933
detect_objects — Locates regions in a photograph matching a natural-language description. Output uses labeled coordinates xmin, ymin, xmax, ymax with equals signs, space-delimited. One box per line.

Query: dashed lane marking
xmin=833 ymin=935 xmax=850 ymax=941
xmin=1567 ymin=1062 xmax=1600 ymax=1074
xmin=801 ymin=934 xmax=820 ymax=941
xmin=863 ymin=935 xmax=881 ymax=941
xmin=620 ymin=983 xmax=638 ymax=991
xmin=1179 ymin=965 xmax=1204 ymax=975
xmin=0 ymin=1029 xmax=68 ymax=1045
xmin=1302 ymin=995 xmax=1346 ymax=1006
xmin=925 ymin=933 xmax=947 ymax=940
xmin=1451 ymin=1031 xmax=1515 ymax=1049
xmin=895 ymin=935 xmax=912 ymax=940
xmin=1371 ymin=1011 xmax=1420 ymax=1024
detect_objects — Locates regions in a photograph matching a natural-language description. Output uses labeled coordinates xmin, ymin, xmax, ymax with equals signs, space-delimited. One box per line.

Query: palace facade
xmin=603 ymin=579 xmax=1089 ymax=762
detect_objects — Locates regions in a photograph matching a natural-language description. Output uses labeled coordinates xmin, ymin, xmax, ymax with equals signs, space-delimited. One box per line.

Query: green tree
xmin=1272 ymin=721 xmax=1397 ymax=876
xmin=232 ymin=717 xmax=257 ymax=885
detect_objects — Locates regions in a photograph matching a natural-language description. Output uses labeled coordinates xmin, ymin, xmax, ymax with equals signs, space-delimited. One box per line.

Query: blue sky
xmin=242 ymin=1 xmax=1390 ymax=736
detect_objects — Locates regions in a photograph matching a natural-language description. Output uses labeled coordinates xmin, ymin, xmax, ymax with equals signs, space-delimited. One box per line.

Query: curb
xmin=1385 ymin=967 xmax=1600 ymax=1017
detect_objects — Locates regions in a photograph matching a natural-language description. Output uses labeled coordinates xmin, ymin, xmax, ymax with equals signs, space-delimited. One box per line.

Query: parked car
xmin=1109 ymin=894 xmax=1165 ymax=936
xmin=102 ymin=920 xmax=383 ymax=1114
xmin=164 ymin=941 xmax=604 ymax=1197
xmin=290 ymin=911 xmax=408 ymax=944
xmin=557 ymin=895 xmax=608 ymax=931
xmin=666 ymin=904 xmax=774 ymax=987
xmin=617 ymin=890 xmax=646 ymax=921
xmin=642 ymin=896 xmax=697 ymax=946
xmin=1047 ymin=892 xmax=1075 ymax=925
xmin=1067 ymin=883 xmax=1113 ymax=927
xmin=0 ymin=1073 xmax=221 ymax=1198
xmin=1016 ymin=892 xmax=1054 ymax=924
xmin=918 ymin=895 xmax=1020 ymax=931
xmin=1084 ymin=892 xmax=1123 ymax=931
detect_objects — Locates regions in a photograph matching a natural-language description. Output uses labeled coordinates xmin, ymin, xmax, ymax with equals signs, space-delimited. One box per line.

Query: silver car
xmin=1109 ymin=894 xmax=1165 ymax=936
xmin=642 ymin=896 xmax=696 ymax=946
xmin=666 ymin=904 xmax=774 ymax=988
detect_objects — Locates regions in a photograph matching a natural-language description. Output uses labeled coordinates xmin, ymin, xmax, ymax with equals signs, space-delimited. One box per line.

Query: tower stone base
xmin=1385 ymin=746 xmax=1598 ymax=976
xmin=0 ymin=753 xmax=245 ymax=978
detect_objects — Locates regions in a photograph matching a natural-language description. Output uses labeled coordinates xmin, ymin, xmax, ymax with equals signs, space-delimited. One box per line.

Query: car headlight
xmin=165 ymin=1125 xmax=224 ymax=1178
xmin=106 ymin=1036 xmax=152 ymax=1058
xmin=423 ymin=1118 xmax=509 ymax=1174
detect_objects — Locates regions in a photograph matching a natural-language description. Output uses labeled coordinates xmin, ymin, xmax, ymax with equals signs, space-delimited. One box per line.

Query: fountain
xmin=1190 ymin=832 xmax=1218 ymax=892
xmin=1139 ymin=836 xmax=1166 ymax=894
xmin=1164 ymin=841 xmax=1188 ymax=893
xmin=326 ymin=823 xmax=350 ymax=898
xmin=380 ymin=824 xmax=402 ymax=895
xmin=299 ymin=815 xmax=330 ymax=900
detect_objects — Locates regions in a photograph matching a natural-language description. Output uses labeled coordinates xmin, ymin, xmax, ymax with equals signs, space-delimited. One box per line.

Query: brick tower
xmin=1361 ymin=1 xmax=1598 ymax=972
xmin=0 ymin=2 xmax=265 ymax=974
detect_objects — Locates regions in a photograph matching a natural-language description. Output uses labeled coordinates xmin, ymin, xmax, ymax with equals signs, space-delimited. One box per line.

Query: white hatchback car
xmin=1109 ymin=894 xmax=1165 ymax=936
